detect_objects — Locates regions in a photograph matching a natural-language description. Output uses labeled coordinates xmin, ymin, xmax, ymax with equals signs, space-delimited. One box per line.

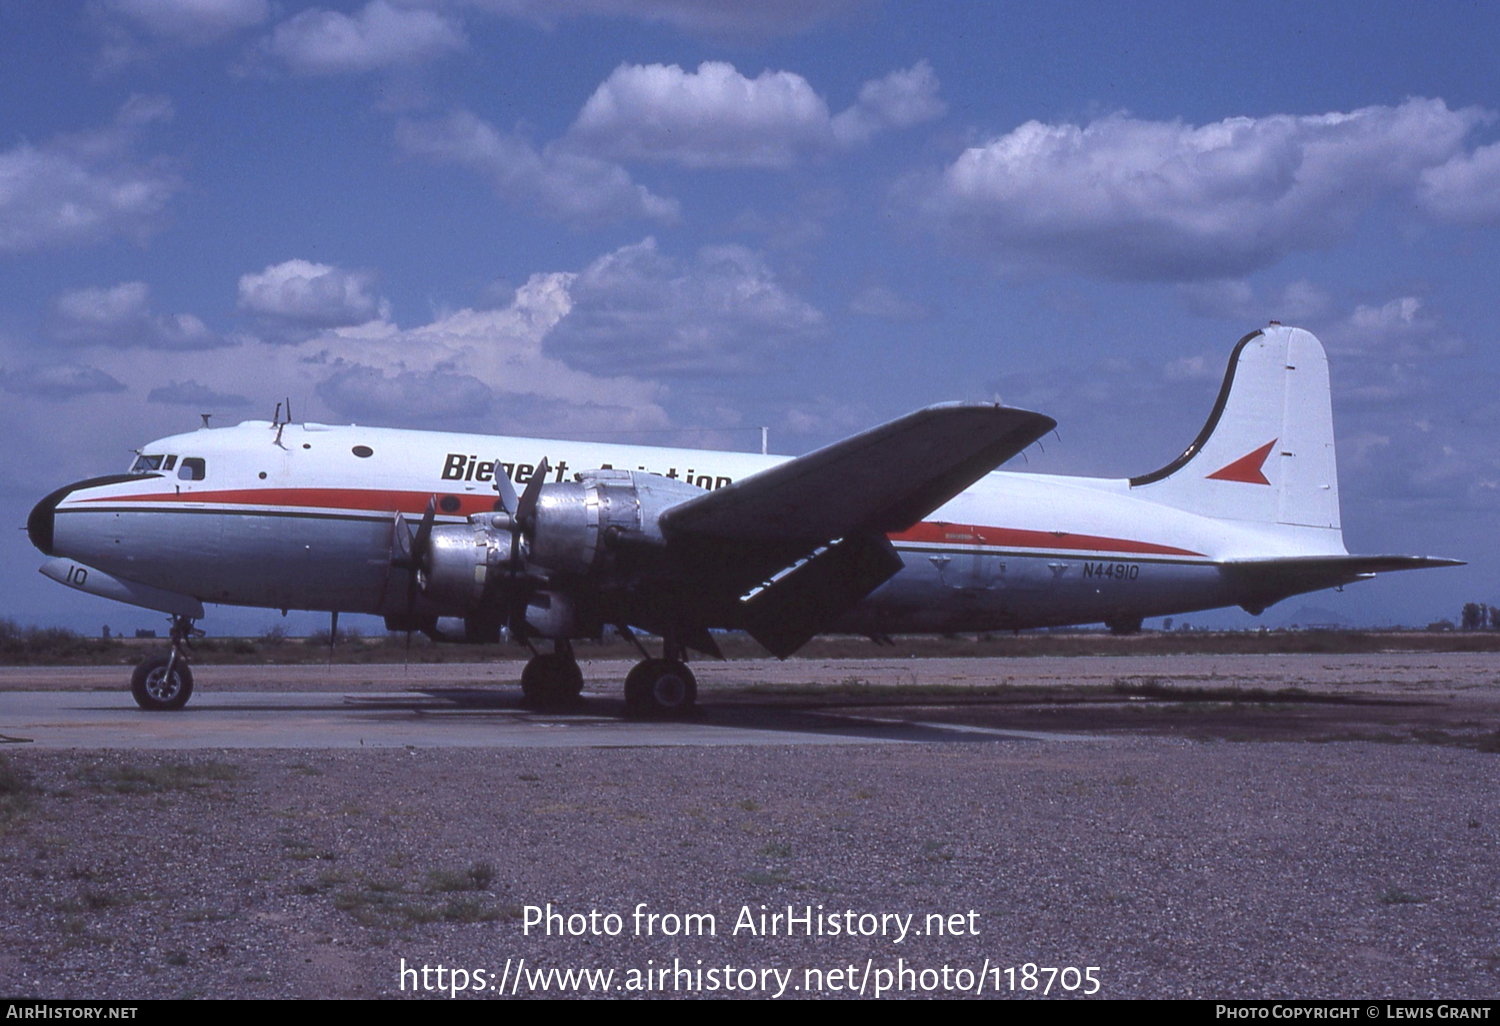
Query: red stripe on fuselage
xmin=75 ymin=487 xmax=1206 ymax=557
xmin=74 ymin=486 xmax=497 ymax=517
xmin=891 ymin=521 xmax=1204 ymax=557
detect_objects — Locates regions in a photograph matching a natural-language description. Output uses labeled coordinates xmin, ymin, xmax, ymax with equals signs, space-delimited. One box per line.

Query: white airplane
xmin=27 ymin=324 xmax=1458 ymax=715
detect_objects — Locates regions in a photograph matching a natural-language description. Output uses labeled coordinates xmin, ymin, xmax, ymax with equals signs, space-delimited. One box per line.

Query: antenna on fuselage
xmin=272 ymin=397 xmax=290 ymax=448
xmin=200 ymin=413 xmax=212 ymax=429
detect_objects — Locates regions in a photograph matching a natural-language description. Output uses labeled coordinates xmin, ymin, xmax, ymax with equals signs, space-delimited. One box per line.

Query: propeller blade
xmin=406 ymin=496 xmax=438 ymax=617
xmin=515 ymin=458 xmax=549 ymax=532
xmin=502 ymin=459 xmax=549 ymax=639
xmin=493 ymin=460 xmax=519 ymax=514
xmin=411 ymin=496 xmax=437 ymax=564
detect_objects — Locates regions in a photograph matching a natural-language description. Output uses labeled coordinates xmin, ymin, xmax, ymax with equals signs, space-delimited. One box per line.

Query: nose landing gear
xmin=130 ymin=615 xmax=201 ymax=711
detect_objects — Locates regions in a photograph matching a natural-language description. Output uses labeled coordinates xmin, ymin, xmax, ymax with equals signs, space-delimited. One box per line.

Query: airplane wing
xmin=656 ymin=403 xmax=1055 ymax=656
xmin=661 ymin=402 xmax=1055 ymax=543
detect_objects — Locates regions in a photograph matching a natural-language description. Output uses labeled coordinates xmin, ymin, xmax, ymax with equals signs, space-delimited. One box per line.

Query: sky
xmin=1 ymin=0 xmax=1497 ymax=635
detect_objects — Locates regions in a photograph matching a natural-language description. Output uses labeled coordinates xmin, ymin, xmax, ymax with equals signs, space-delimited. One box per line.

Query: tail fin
xmin=1130 ymin=325 xmax=1340 ymax=531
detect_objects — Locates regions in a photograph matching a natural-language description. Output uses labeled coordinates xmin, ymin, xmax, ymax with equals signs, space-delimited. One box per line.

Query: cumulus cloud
xmin=1418 ymin=140 xmax=1500 ymax=223
xmin=101 ymin=0 xmax=269 ymax=43
xmin=459 ymin=0 xmax=867 ymax=40
xmin=1 ymin=363 xmax=128 ymax=399
xmin=1179 ymin=278 xmax=1332 ymax=323
xmin=1320 ymin=296 xmax=1465 ymax=361
xmin=0 ymin=95 xmax=180 ymax=255
xmin=93 ymin=0 xmax=268 ymax=66
xmin=396 ymin=110 xmax=678 ymax=226
xmin=303 ymin=272 xmax=669 ymax=432
xmin=568 ymin=60 xmax=944 ymax=168
xmin=545 ymin=237 xmax=824 ymax=376
xmin=316 ymin=366 xmax=497 ymax=424
xmin=1179 ymin=277 xmax=1463 ymax=363
xmin=266 ymin=1 xmax=466 ymax=75
xmin=35 ymin=262 xmax=670 ymax=441
xmin=830 ymin=60 xmax=945 ymax=146
xmin=237 ymin=259 xmax=388 ymax=340
xmin=51 ymin=282 xmax=221 ymax=350
xmin=147 ymin=380 xmax=251 ymax=407
xmin=918 ymin=98 xmax=1488 ymax=281
xmin=570 ymin=62 xmax=832 ymax=169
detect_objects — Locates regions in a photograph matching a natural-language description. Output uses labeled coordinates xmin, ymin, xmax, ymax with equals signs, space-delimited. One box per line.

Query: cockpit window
xmin=178 ymin=458 xmax=206 ymax=481
xmin=130 ymin=454 xmax=165 ymax=473
xmin=163 ymin=455 xmax=177 ymax=471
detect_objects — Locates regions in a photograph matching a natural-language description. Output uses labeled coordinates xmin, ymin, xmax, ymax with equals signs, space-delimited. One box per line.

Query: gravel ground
xmin=1 ymin=736 xmax=1496 ymax=999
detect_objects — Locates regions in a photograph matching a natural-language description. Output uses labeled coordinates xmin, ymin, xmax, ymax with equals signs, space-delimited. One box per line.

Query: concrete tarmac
xmin=0 ymin=688 xmax=1105 ymax=749
xmin=4 ymin=649 xmax=1496 ymax=750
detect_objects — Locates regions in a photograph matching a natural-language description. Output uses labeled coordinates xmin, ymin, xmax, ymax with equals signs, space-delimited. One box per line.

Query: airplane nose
xmin=28 ymin=474 xmax=141 ymax=556
xmin=27 ymin=485 xmax=71 ymax=556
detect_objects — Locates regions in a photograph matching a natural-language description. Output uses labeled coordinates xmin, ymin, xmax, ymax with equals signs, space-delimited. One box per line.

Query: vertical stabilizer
xmin=1130 ymin=326 xmax=1341 ymax=530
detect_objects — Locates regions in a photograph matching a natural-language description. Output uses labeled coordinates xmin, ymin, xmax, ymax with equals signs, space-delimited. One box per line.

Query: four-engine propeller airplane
xmin=27 ymin=324 xmax=1459 ymax=716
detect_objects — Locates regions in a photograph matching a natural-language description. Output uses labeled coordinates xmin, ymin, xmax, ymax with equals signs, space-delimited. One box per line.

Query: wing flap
xmin=740 ymin=533 xmax=905 ymax=658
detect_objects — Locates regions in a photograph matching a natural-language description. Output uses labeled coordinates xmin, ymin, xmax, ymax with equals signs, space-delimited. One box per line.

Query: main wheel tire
xmin=130 ymin=654 xmax=194 ymax=711
xmin=624 ymin=659 xmax=697 ymax=718
xmin=520 ymin=653 xmax=584 ymax=708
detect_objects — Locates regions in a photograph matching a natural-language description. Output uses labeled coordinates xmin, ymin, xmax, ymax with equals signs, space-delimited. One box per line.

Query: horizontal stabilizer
xmin=1223 ymin=555 xmax=1464 ymax=614
xmin=662 ymin=403 xmax=1054 ymax=544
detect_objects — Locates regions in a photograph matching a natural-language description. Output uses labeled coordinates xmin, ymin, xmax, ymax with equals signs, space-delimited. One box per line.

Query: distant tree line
xmin=1460 ymin=603 xmax=1500 ymax=630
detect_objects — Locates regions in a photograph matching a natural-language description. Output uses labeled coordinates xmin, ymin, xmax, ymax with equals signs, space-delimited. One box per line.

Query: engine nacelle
xmin=419 ymin=515 xmax=515 ymax=612
xmin=528 ymin=469 xmax=701 ymax=575
xmin=417 ymin=469 xmax=704 ymax=615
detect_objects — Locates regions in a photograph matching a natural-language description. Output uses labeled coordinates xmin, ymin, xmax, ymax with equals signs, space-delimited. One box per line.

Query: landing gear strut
xmin=519 ymin=639 xmax=584 ymax=709
xmin=130 ymin=614 xmax=200 ymax=711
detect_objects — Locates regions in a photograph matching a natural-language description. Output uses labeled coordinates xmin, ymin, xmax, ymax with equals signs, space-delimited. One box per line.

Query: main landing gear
xmin=517 ymin=634 xmax=699 ymax=718
xmin=519 ymin=639 xmax=585 ymax=709
xmin=623 ymin=658 xmax=697 ymax=718
xmin=130 ymin=614 xmax=201 ymax=711
xmin=621 ymin=631 xmax=696 ymax=719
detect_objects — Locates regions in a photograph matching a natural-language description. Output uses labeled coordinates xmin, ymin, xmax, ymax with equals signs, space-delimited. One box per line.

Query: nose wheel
xmin=131 ymin=654 xmax=194 ymax=711
xmin=624 ymin=659 xmax=697 ymax=718
xmin=130 ymin=615 xmax=201 ymax=711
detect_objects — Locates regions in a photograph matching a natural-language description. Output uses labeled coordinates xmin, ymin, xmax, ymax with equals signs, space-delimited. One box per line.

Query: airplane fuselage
xmin=33 ymin=418 xmax=1346 ymax=635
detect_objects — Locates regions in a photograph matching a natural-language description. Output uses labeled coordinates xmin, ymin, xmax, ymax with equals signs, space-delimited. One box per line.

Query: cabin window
xmin=178 ymin=458 xmax=206 ymax=481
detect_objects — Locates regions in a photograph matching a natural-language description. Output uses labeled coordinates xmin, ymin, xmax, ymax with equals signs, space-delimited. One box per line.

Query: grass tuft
xmin=1378 ymin=886 xmax=1428 ymax=905
xmin=425 ymin=862 xmax=495 ymax=893
xmin=75 ymin=760 xmax=238 ymax=794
